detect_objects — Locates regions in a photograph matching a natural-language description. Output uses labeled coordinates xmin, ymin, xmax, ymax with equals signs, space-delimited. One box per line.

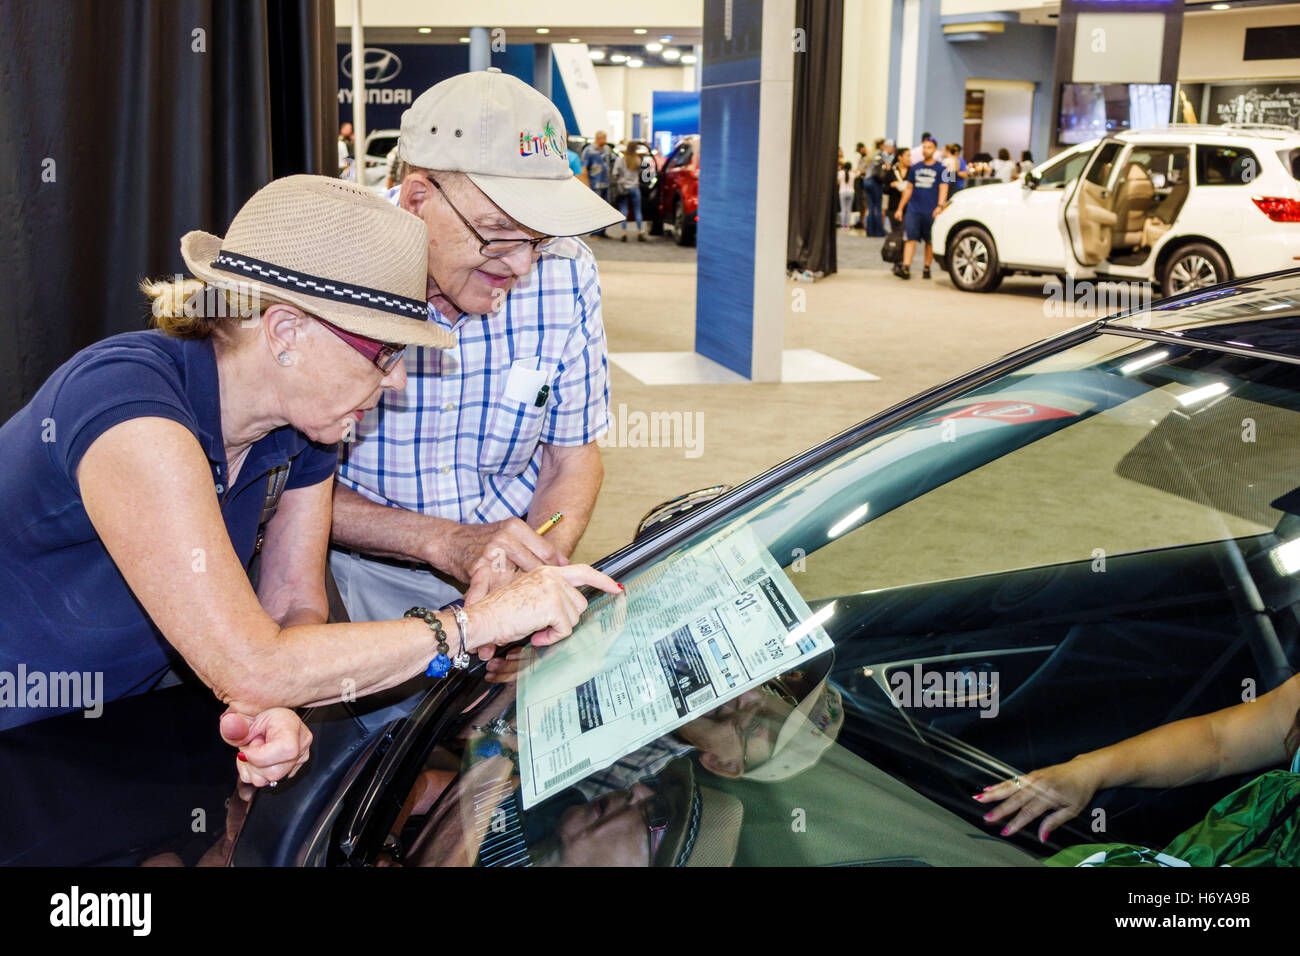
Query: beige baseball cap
xmin=397 ymin=68 xmax=623 ymax=237
xmin=743 ymin=651 xmax=845 ymax=783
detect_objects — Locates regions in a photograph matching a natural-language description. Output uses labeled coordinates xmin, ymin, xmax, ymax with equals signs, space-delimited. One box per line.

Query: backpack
xmin=870 ymin=153 xmax=891 ymax=183
xmin=881 ymin=223 xmax=904 ymax=263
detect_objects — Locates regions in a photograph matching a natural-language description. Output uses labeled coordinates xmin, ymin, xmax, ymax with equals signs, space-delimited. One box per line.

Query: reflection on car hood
xmin=1104 ymin=270 xmax=1300 ymax=360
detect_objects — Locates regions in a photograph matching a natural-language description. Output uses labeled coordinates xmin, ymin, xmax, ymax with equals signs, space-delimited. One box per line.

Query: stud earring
xmin=277 ymin=352 xmax=292 ymax=366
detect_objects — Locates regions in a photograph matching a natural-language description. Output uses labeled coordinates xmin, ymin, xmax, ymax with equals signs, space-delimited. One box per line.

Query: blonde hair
xmin=141 ymin=276 xmax=261 ymax=339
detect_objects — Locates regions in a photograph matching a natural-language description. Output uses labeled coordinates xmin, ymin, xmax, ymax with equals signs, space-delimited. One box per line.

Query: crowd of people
xmin=835 ymin=134 xmax=1037 ymax=281
xmin=578 ymin=130 xmax=655 ymax=242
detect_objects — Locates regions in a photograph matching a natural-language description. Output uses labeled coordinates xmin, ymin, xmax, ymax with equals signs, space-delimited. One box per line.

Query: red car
xmin=653 ymin=135 xmax=698 ymax=246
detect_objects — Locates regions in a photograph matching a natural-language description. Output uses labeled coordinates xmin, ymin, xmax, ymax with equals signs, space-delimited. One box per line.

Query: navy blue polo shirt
xmin=905 ymin=159 xmax=950 ymax=217
xmin=0 ymin=331 xmax=337 ymax=729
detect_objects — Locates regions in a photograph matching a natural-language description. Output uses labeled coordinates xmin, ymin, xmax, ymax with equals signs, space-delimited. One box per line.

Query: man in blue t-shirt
xmin=892 ymin=138 xmax=951 ymax=280
xmin=581 ymin=130 xmax=614 ymax=238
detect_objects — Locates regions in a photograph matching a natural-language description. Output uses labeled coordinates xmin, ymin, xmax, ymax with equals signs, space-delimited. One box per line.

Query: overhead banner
xmin=551 ymin=43 xmax=606 ymax=137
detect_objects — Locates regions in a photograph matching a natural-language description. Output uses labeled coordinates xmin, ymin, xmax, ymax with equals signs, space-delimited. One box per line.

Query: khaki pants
xmin=328 ymin=548 xmax=463 ymax=622
xmin=326 ymin=549 xmax=465 ymax=732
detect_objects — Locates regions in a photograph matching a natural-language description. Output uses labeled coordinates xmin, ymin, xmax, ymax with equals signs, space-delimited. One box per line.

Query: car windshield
xmin=1034 ymin=141 xmax=1096 ymax=188
xmin=380 ymin=332 xmax=1300 ymax=867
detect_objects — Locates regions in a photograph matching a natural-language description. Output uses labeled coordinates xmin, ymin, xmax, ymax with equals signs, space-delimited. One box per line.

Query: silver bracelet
xmin=450 ymin=606 xmax=472 ymax=670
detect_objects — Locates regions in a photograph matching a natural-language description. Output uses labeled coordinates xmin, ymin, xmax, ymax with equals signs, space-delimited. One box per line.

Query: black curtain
xmin=0 ymin=0 xmax=336 ymax=420
xmin=786 ymin=0 xmax=843 ymax=277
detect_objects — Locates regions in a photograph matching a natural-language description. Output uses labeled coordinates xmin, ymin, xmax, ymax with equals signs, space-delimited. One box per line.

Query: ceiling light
xmin=645 ymin=42 xmax=663 ymax=52
xmin=662 ymin=48 xmax=681 ymax=60
xmin=660 ymin=36 xmax=673 ymax=42
xmin=1175 ymin=382 xmax=1229 ymax=407
xmin=417 ymin=27 xmax=431 ymax=34
xmin=536 ymin=28 xmax=550 ymax=34
xmin=1271 ymin=536 xmax=1300 ymax=576
xmin=458 ymin=36 xmax=470 ymax=43
xmin=784 ymin=602 xmax=836 ymax=647
xmin=627 ymin=58 xmax=644 ymax=68
xmin=681 ymin=54 xmax=698 ymax=64
xmin=828 ymin=503 xmax=869 ymax=539
xmin=589 ymin=49 xmax=606 ymax=60
xmin=1211 ymin=3 xmax=1230 ymax=9
xmin=634 ymin=28 xmax=647 ymax=35
xmin=610 ymin=53 xmax=627 ymax=63
xmin=1119 ymin=349 xmax=1169 ymax=376
xmin=569 ymin=37 xmax=581 ymax=43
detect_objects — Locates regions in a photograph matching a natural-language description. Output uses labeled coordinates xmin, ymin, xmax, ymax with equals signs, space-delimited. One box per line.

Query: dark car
xmin=6 ymin=270 xmax=1300 ymax=866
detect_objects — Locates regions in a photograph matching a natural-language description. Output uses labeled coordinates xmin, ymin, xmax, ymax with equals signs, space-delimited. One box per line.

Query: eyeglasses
xmin=317 ymin=317 xmax=406 ymax=373
xmin=428 ymin=176 xmax=559 ymax=259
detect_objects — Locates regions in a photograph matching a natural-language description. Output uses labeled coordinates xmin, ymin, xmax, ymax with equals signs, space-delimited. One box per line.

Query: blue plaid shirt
xmin=337 ymin=190 xmax=611 ymax=524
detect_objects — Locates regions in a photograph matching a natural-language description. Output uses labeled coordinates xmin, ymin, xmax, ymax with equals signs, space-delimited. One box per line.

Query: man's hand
xmin=220 ymin=708 xmax=313 ymax=788
xmin=894 ymin=208 xmax=903 ymax=221
xmin=447 ymin=518 xmax=567 ymax=604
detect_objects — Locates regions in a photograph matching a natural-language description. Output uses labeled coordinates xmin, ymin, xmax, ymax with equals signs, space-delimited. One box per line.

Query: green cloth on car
xmin=1048 ymin=769 xmax=1300 ymax=867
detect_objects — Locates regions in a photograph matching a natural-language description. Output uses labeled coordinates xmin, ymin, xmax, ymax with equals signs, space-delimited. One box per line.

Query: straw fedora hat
xmin=179 ymin=175 xmax=453 ymax=349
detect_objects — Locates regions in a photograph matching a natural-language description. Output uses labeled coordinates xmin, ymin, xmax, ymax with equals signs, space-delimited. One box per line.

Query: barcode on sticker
xmin=686 ymin=686 xmax=716 ymax=711
xmin=543 ymin=758 xmax=592 ymax=791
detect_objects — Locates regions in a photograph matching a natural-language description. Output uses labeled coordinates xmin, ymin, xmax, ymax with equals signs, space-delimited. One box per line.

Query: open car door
xmin=1062 ymin=139 xmax=1124 ymax=268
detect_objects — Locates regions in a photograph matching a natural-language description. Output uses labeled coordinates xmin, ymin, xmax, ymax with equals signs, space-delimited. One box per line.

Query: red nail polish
xmin=237 ymin=752 xmax=248 ymax=762
xmin=972 ymin=793 xmax=984 ymax=800
xmin=983 ymin=811 xmax=993 ymax=821
xmin=618 ymin=583 xmax=625 ymax=590
xmin=1000 ymin=826 xmax=1010 ymax=836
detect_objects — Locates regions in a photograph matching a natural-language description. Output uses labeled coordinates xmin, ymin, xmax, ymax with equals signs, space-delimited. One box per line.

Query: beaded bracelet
xmin=405 ymin=607 xmax=471 ymax=677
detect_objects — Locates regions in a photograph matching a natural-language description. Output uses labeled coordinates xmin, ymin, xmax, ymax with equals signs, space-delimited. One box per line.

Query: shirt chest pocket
xmin=477 ymin=363 xmax=551 ymax=477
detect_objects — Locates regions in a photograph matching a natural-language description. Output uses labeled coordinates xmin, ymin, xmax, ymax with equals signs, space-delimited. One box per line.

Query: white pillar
xmin=750 ymin=0 xmax=795 ymax=382
xmin=350 ymin=0 xmax=366 ymax=184
xmin=469 ymin=27 xmax=491 ymax=72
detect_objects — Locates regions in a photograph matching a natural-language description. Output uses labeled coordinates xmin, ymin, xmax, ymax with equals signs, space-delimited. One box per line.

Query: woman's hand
xmin=973 ymin=757 xmax=1102 ymax=842
xmin=220 ymin=708 xmax=313 ymax=788
xmin=465 ymin=564 xmax=621 ymax=655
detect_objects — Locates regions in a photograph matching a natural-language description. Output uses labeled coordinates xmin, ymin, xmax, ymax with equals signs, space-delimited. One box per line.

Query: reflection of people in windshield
xmin=581 ymin=652 xmax=845 ymax=791
xmin=385 ymin=656 xmax=842 ymax=867
xmin=403 ymin=756 xmax=741 ymax=867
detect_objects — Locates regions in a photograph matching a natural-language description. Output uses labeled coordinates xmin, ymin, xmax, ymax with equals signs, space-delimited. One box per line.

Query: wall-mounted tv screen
xmin=1058 ymin=83 xmax=1173 ymax=144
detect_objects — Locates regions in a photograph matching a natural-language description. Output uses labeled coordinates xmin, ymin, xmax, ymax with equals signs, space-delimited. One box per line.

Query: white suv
xmin=932 ymin=124 xmax=1300 ymax=297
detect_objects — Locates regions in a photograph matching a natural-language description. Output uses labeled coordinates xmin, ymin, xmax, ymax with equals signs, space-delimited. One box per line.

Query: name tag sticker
xmin=503 ymin=362 xmax=548 ymax=405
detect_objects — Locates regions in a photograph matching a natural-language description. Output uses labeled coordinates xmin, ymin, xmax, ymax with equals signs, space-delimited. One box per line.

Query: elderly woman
xmin=0 ymin=175 xmax=617 ymax=786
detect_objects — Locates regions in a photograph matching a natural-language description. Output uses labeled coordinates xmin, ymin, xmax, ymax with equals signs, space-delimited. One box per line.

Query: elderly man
xmin=330 ymin=69 xmax=622 ymax=622
xmin=580 ymin=130 xmax=614 ymax=238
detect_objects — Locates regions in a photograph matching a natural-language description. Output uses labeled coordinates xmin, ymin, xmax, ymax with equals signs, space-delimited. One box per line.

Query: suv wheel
xmin=1161 ymin=243 xmax=1229 ymax=297
xmin=947 ymin=225 xmax=1002 ymax=293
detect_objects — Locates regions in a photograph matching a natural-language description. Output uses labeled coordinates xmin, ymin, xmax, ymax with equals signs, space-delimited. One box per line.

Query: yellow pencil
xmin=535 ymin=512 xmax=563 ymax=536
